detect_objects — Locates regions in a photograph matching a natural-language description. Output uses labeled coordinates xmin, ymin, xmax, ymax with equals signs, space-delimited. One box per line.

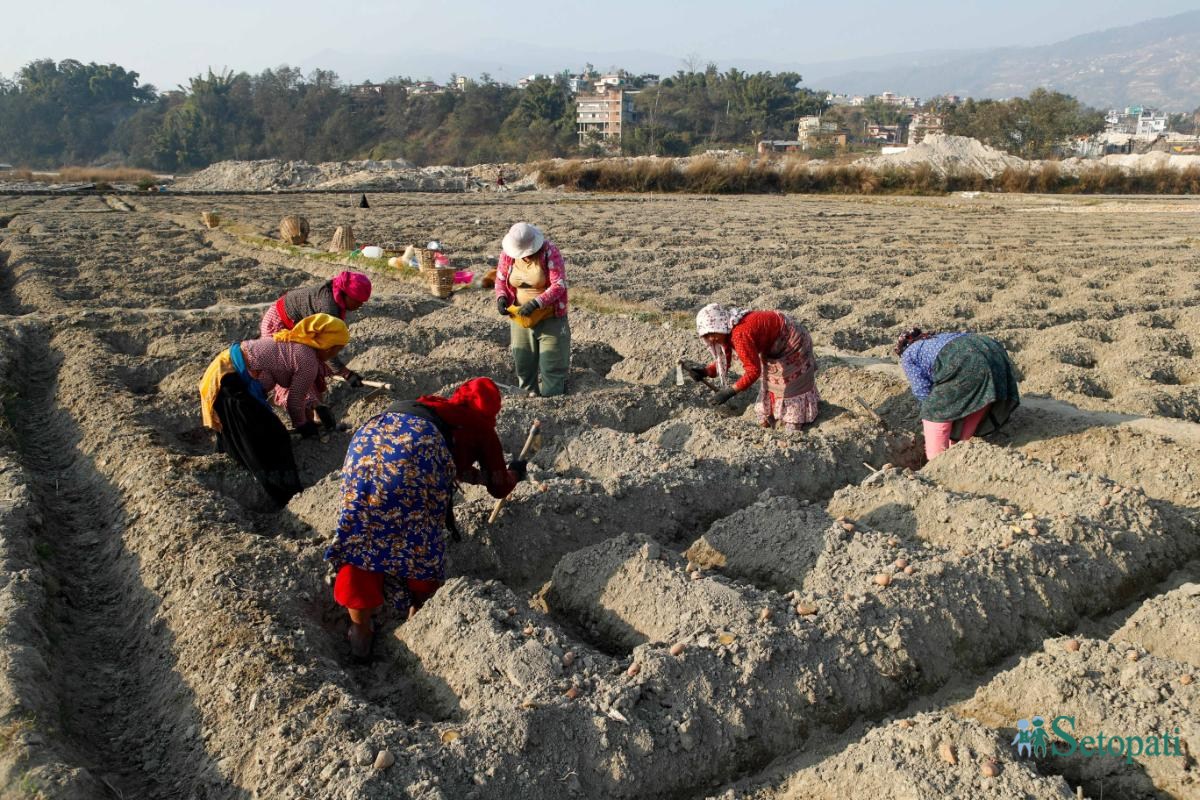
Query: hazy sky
xmin=5 ymin=0 xmax=1198 ymax=88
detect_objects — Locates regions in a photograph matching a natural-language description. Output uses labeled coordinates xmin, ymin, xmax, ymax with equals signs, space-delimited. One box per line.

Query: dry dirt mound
xmin=957 ymin=636 xmax=1198 ymax=799
xmin=854 ymin=134 xmax=1028 ymax=178
xmin=173 ymin=158 xmax=527 ymax=193
xmin=776 ymin=713 xmax=1076 ymax=799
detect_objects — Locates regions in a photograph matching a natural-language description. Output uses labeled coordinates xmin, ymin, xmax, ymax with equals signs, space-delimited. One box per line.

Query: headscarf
xmin=894 ymin=327 xmax=933 ymax=357
xmin=417 ymin=377 xmax=502 ymax=429
xmin=331 ymin=271 xmax=373 ymax=313
xmin=273 ymin=313 xmax=350 ymax=351
xmin=696 ymin=303 xmax=750 ymax=387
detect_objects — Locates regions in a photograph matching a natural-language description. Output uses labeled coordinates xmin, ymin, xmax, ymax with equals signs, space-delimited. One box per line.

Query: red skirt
xmin=333 ymin=565 xmax=442 ymax=611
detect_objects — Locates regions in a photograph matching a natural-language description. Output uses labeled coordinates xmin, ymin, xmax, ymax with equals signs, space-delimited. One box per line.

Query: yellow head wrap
xmin=273 ymin=313 xmax=350 ymax=350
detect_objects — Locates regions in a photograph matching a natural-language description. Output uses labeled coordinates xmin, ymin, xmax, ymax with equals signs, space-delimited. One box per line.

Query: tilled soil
xmin=0 ymin=191 xmax=1196 ymax=799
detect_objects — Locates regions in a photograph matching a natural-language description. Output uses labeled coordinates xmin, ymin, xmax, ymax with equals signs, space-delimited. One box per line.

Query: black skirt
xmin=213 ymin=372 xmax=303 ymax=507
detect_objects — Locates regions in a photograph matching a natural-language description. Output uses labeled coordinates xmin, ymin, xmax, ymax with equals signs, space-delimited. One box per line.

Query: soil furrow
xmin=9 ymin=333 xmax=211 ymax=798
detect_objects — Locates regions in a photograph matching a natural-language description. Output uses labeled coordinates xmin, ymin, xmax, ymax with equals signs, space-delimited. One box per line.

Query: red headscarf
xmin=417 ymin=377 xmax=501 ymax=430
xmin=331 ymin=271 xmax=373 ymax=314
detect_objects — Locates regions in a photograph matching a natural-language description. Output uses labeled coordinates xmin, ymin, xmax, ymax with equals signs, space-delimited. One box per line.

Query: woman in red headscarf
xmin=324 ymin=377 xmax=526 ymax=659
xmin=260 ymin=271 xmax=373 ymax=429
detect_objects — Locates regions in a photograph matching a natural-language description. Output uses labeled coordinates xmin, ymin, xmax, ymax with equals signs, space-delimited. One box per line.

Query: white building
xmin=594 ymin=72 xmax=626 ymax=92
xmin=1105 ymin=107 xmax=1168 ymax=136
xmin=1136 ymin=109 xmax=1168 ymax=136
xmin=517 ymin=73 xmax=551 ymax=89
xmin=878 ymin=91 xmax=919 ymax=108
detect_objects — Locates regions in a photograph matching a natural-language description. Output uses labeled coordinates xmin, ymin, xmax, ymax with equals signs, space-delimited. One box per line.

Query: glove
xmin=296 ymin=421 xmax=321 ymax=439
xmin=507 ymin=458 xmax=528 ymax=481
xmin=709 ymin=387 xmax=737 ymax=407
xmin=687 ymin=364 xmax=709 ymax=381
xmin=344 ymin=371 xmax=364 ymax=388
xmin=517 ymin=299 xmax=541 ymax=317
xmin=316 ymin=405 xmax=336 ymax=431
xmin=497 ymin=296 xmax=510 ymax=316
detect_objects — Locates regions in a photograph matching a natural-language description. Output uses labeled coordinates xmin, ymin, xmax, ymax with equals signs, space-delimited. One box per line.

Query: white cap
xmin=501 ymin=222 xmax=544 ymax=259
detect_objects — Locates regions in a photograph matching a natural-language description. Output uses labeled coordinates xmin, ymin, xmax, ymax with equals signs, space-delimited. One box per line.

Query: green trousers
xmin=510 ymin=315 xmax=570 ymax=396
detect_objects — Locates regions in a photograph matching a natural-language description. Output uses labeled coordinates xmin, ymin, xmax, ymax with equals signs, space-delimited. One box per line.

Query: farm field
xmin=0 ymin=190 xmax=1196 ymax=799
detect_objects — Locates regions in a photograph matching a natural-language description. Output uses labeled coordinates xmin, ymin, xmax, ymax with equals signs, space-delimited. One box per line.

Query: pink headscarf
xmin=331 ymin=271 xmax=373 ymax=313
xmin=696 ymin=303 xmax=750 ymax=387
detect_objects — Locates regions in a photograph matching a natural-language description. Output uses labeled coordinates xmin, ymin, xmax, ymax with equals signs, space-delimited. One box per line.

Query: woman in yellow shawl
xmin=199 ymin=314 xmax=349 ymax=507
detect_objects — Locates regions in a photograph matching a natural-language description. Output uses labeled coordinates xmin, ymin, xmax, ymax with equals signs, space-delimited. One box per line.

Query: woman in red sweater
xmin=689 ymin=304 xmax=820 ymax=431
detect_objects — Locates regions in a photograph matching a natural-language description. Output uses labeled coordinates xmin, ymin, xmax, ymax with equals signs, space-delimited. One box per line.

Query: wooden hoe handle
xmin=487 ymin=419 xmax=542 ymax=524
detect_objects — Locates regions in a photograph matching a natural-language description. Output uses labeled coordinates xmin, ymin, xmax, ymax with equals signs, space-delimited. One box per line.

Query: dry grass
xmin=570 ymin=287 xmax=693 ymax=328
xmin=0 ymin=166 xmax=157 ymax=184
xmin=536 ymin=158 xmax=1200 ymax=196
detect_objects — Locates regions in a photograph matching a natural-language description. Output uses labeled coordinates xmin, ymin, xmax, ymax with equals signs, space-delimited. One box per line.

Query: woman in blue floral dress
xmin=896 ymin=328 xmax=1020 ymax=460
xmin=325 ymin=377 xmax=525 ymax=658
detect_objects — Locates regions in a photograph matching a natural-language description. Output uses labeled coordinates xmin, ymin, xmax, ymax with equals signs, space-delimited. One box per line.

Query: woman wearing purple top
xmin=896 ymin=328 xmax=1020 ymax=460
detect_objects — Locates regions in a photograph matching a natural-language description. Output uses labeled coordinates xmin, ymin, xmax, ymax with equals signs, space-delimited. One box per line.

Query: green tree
xmin=945 ymin=89 xmax=1103 ymax=158
xmin=0 ymin=59 xmax=153 ymax=166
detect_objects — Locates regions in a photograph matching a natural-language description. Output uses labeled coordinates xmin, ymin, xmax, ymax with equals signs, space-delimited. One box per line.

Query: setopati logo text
xmin=1013 ymin=715 xmax=1182 ymax=764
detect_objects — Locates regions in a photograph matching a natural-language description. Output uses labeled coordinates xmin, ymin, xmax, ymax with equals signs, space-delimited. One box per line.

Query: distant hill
xmin=808 ymin=11 xmax=1200 ymax=110
xmin=305 ymin=11 xmax=1200 ymax=111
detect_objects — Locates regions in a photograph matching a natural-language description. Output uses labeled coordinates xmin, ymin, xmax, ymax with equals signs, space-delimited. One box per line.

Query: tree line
xmin=0 ymin=58 xmax=1125 ymax=172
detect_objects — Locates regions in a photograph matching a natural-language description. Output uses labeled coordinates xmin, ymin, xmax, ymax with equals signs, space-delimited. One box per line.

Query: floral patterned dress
xmin=324 ymin=411 xmax=455 ymax=614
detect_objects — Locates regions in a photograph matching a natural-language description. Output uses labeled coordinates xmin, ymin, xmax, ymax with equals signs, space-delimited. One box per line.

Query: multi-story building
xmin=908 ymin=113 xmax=944 ymax=145
xmin=1105 ymin=107 xmax=1168 ymax=136
xmin=878 ymin=91 xmax=920 ymax=108
xmin=594 ymin=72 xmax=626 ymax=91
xmin=866 ymin=122 xmax=906 ymax=143
xmin=576 ymin=88 xmax=636 ymax=146
xmin=796 ymin=116 xmax=847 ymax=150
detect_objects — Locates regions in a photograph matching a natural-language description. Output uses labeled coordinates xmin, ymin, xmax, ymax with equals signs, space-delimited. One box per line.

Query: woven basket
xmin=418 ymin=249 xmax=452 ymax=297
xmin=200 ymin=211 xmax=220 ymax=229
xmin=279 ymin=215 xmax=309 ymax=245
xmin=429 ymin=268 xmax=454 ymax=298
xmin=328 ymin=225 xmax=353 ymax=252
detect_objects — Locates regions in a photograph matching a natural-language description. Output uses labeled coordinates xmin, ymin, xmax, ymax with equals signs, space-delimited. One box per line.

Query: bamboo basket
xmin=200 ymin=211 xmax=220 ymax=228
xmin=328 ymin=225 xmax=353 ymax=252
xmin=279 ymin=215 xmax=309 ymax=245
xmin=418 ymin=249 xmax=453 ymax=298
xmin=430 ymin=268 xmax=454 ymax=298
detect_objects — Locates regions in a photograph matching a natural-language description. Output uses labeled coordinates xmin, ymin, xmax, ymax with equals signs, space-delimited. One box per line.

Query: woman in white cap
xmin=494 ymin=222 xmax=570 ymax=396
xmin=688 ymin=304 xmax=819 ymax=431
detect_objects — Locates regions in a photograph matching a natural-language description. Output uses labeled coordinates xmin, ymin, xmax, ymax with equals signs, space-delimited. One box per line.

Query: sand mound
xmin=173 ymin=158 xmax=526 ymax=192
xmin=854 ymin=134 xmax=1028 ymax=178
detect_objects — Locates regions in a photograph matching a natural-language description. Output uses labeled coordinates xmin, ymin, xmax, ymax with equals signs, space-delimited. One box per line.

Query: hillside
xmin=810 ymin=10 xmax=1200 ymax=110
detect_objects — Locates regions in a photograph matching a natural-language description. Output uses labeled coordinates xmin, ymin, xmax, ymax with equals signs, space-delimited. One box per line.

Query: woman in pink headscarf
xmin=687 ymin=303 xmax=820 ymax=431
xmin=259 ymin=271 xmax=373 ymax=429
